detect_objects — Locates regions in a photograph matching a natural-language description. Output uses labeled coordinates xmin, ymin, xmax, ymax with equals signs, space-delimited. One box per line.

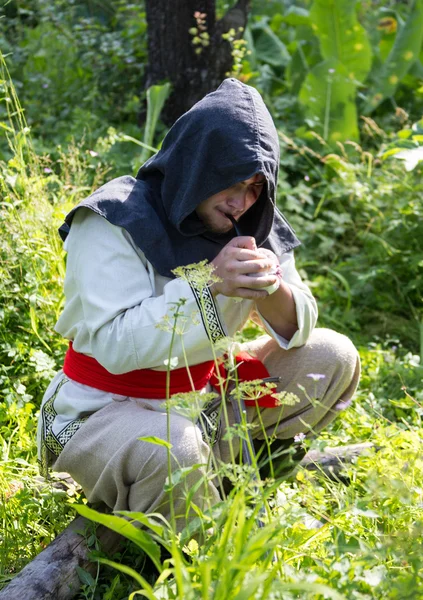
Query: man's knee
xmin=301 ymin=328 xmax=360 ymax=414
xmin=134 ymin=417 xmax=208 ymax=482
xmin=252 ymin=328 xmax=360 ymax=385
xmin=307 ymin=328 xmax=360 ymax=375
xmin=170 ymin=420 xmax=208 ymax=470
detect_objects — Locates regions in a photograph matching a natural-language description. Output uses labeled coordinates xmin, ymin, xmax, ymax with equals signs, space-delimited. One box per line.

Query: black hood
xmin=59 ymin=78 xmax=300 ymax=278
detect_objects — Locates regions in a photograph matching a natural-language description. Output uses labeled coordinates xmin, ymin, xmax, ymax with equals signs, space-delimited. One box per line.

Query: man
xmin=37 ymin=79 xmax=360 ymax=531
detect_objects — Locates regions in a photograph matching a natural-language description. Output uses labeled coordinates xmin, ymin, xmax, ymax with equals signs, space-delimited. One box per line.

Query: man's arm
xmin=58 ymin=210 xmax=227 ymax=374
xmin=254 ymin=279 xmax=298 ymax=341
xmin=210 ymin=236 xmax=317 ymax=349
xmin=253 ymin=250 xmax=318 ymax=349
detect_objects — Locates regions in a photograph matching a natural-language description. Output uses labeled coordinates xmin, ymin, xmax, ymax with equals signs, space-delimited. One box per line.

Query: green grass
xmin=1 ymin=19 xmax=423 ymax=598
xmin=67 ymin=344 xmax=423 ymax=600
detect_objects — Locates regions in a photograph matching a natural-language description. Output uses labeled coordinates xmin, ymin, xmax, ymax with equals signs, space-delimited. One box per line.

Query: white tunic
xmin=37 ymin=209 xmax=318 ymax=470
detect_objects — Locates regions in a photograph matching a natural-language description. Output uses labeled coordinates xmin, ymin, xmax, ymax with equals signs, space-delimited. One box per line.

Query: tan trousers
xmin=54 ymin=328 xmax=360 ymax=531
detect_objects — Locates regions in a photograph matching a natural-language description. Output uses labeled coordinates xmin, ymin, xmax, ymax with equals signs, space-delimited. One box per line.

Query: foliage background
xmin=0 ymin=0 xmax=422 ymax=598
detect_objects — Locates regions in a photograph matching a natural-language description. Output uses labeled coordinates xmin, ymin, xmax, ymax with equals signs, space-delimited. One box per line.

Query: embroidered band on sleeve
xmin=188 ymin=280 xmax=227 ymax=344
xmin=39 ymin=376 xmax=88 ymax=478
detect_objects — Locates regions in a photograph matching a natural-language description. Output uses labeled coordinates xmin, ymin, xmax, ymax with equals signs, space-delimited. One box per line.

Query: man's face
xmin=195 ymin=173 xmax=265 ymax=233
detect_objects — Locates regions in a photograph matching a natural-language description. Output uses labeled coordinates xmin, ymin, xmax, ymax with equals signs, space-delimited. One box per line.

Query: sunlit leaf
xmin=299 ymin=59 xmax=359 ymax=143
xmin=310 ymin=0 xmax=372 ymax=83
xmin=282 ymin=6 xmax=310 ymax=26
xmin=364 ymin=0 xmax=423 ymax=113
xmin=252 ymin=22 xmax=291 ymax=67
xmin=140 ymin=82 xmax=171 ymax=163
xmin=74 ymin=505 xmax=162 ymax=571
xmin=138 ymin=436 xmax=172 ymax=450
xmin=392 ymin=146 xmax=423 ymax=171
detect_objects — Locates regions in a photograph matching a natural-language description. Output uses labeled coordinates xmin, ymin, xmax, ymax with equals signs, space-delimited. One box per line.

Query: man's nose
xmin=228 ymin=189 xmax=247 ymax=212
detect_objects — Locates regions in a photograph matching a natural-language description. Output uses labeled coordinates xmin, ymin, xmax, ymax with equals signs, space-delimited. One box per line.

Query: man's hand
xmin=210 ymin=237 xmax=278 ymax=299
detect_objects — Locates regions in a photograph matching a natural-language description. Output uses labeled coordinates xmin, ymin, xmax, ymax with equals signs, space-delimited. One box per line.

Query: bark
xmin=144 ymin=0 xmax=251 ymax=125
xmin=0 ymin=443 xmax=377 ymax=598
xmin=0 ymin=516 xmax=122 ymax=600
xmin=300 ymin=442 xmax=377 ymax=480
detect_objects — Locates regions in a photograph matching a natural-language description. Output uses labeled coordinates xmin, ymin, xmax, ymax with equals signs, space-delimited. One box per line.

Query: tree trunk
xmin=144 ymin=0 xmax=251 ymax=125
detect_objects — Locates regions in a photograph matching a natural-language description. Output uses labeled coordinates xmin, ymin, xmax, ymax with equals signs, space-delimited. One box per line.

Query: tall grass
xmin=72 ymin=264 xmax=423 ymax=600
xmin=1 ymin=48 xmax=423 ymax=600
xmin=74 ymin=359 xmax=423 ymax=599
xmin=0 ymin=51 xmax=99 ymax=582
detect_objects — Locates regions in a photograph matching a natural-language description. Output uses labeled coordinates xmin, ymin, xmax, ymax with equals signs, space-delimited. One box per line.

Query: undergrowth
xmin=0 ymin=16 xmax=423 ymax=596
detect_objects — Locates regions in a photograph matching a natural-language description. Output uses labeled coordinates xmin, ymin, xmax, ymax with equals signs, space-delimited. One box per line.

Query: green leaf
xmin=286 ymin=44 xmax=309 ymax=95
xmin=118 ymin=134 xmax=158 ymax=153
xmin=0 ymin=121 xmax=14 ymax=133
xmin=164 ymin=463 xmax=204 ymax=492
xmin=140 ymin=82 xmax=171 ymax=163
xmin=253 ymin=24 xmax=291 ymax=67
xmin=76 ymin=566 xmax=96 ymax=588
xmin=397 ymin=128 xmax=413 ymax=139
xmin=392 ymin=146 xmax=423 ymax=171
xmin=282 ymin=6 xmax=310 ymax=26
xmin=409 ymin=58 xmax=423 ymax=79
xmin=116 ymin=511 xmax=165 ymax=536
xmin=243 ymin=26 xmax=257 ymax=70
xmin=382 ymin=147 xmax=406 ymax=160
xmin=324 ymin=266 xmax=352 ymax=312
xmin=74 ymin=505 xmax=163 ymax=572
xmin=138 ymin=436 xmax=172 ymax=450
xmin=299 ymin=59 xmax=359 ymax=143
xmin=97 ymin=558 xmax=157 ymax=600
xmin=364 ymin=0 xmax=423 ymax=113
xmin=310 ymin=0 xmax=372 ymax=83
xmin=276 ymin=582 xmax=346 ymax=600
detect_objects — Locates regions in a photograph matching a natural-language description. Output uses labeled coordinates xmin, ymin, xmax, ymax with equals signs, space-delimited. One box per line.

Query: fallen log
xmin=0 ymin=515 xmax=123 ymax=600
xmin=300 ymin=442 xmax=376 ymax=479
xmin=0 ymin=443 xmax=376 ymax=599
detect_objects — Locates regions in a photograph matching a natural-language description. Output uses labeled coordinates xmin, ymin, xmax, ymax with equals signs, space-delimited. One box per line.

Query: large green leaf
xmin=286 ymin=23 xmax=321 ymax=94
xmin=310 ymin=0 xmax=372 ymax=84
xmin=299 ymin=58 xmax=359 ymax=143
xmin=74 ymin=504 xmax=163 ymax=572
xmin=286 ymin=43 xmax=309 ymax=95
xmin=364 ymin=0 xmax=423 ymax=113
xmin=282 ymin=6 xmax=310 ymax=26
xmin=140 ymin=82 xmax=171 ymax=163
xmin=243 ymin=26 xmax=257 ymax=70
xmin=252 ymin=21 xmax=291 ymax=67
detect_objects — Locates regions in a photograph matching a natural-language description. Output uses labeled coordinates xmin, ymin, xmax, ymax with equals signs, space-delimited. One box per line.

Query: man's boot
xmin=253 ymin=437 xmax=306 ymax=480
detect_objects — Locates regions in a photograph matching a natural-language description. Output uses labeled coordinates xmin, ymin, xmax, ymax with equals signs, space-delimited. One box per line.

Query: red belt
xmin=63 ymin=343 xmax=279 ymax=407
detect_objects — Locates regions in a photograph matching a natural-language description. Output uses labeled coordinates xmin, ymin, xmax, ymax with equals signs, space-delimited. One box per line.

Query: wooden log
xmin=0 ymin=516 xmax=123 ymax=600
xmin=300 ymin=442 xmax=376 ymax=479
xmin=0 ymin=444 xmax=376 ymax=599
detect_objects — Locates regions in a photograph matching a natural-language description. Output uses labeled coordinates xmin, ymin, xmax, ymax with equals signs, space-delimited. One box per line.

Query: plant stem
xmin=420 ymin=316 xmax=423 ymax=366
xmin=324 ymin=75 xmax=332 ymax=142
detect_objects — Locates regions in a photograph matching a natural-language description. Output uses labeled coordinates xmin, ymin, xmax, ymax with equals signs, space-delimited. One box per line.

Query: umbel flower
xmin=172 ymin=260 xmax=221 ymax=289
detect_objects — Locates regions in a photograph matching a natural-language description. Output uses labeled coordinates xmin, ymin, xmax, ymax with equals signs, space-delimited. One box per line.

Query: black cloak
xmin=59 ymin=78 xmax=300 ymax=278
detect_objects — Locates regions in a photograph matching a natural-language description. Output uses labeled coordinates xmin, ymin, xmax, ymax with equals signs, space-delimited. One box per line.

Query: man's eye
xmin=242 ymin=179 xmax=265 ymax=187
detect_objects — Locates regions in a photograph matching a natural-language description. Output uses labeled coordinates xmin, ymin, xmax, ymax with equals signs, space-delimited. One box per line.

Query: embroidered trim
xmin=40 ymin=376 xmax=87 ymax=477
xmin=198 ymin=396 xmax=222 ymax=447
xmin=188 ymin=281 xmax=226 ymax=344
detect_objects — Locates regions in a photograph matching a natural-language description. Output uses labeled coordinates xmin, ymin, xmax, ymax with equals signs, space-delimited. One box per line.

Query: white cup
xmin=246 ymin=249 xmax=281 ymax=294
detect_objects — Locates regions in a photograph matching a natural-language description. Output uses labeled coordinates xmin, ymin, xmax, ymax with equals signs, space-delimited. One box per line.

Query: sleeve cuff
xmin=257 ymin=282 xmax=318 ymax=350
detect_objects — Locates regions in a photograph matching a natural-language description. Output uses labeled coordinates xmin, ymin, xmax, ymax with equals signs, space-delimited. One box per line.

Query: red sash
xmin=63 ymin=343 xmax=279 ymax=407
xmin=209 ymin=351 xmax=279 ymax=407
